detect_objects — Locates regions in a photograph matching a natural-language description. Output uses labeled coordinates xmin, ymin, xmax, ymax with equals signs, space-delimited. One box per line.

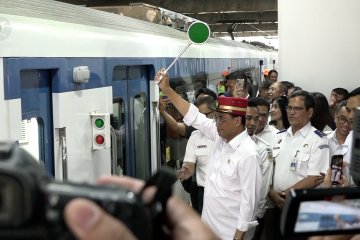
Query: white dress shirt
xmin=183 ymin=130 xmax=214 ymax=187
xmin=183 ymin=104 xmax=262 ymax=240
xmin=253 ymin=135 xmax=274 ymax=218
xmin=272 ymin=122 xmax=329 ymax=192
xmin=328 ymin=130 xmax=353 ymax=164
xmin=256 ymin=123 xmax=279 ymax=144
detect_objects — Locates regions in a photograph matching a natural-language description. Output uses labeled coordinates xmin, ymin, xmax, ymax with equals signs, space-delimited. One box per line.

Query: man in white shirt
xmin=156 ymin=69 xmax=262 ymax=240
xmin=252 ymin=97 xmax=279 ymax=144
xmin=268 ymin=90 xmax=329 ymax=240
xmin=244 ymin=100 xmax=274 ymax=240
xmin=178 ymin=95 xmax=216 ymax=214
xmin=328 ymin=101 xmax=352 ymax=162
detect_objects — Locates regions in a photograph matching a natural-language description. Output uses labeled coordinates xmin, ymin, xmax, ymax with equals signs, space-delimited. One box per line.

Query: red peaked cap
xmin=214 ymin=96 xmax=248 ymax=116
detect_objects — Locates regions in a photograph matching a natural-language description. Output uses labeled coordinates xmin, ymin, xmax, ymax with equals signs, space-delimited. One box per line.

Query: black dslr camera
xmin=0 ymin=142 xmax=176 ymax=239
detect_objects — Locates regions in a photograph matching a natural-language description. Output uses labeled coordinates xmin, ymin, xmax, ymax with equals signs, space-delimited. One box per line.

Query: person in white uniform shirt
xmin=156 ymin=69 xmax=262 ymax=240
xmin=178 ymin=95 xmax=216 ymax=214
xmin=268 ymin=90 xmax=329 ymax=240
xmin=252 ymin=97 xmax=279 ymax=144
xmin=328 ymin=101 xmax=352 ymax=162
xmin=244 ymin=100 xmax=274 ymax=240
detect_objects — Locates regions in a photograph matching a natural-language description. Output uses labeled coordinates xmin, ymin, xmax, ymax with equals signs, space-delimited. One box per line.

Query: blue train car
xmin=0 ymin=0 xmax=277 ymax=182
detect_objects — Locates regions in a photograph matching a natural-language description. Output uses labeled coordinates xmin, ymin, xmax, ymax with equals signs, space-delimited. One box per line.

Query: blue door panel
xmin=20 ymin=70 xmax=54 ymax=175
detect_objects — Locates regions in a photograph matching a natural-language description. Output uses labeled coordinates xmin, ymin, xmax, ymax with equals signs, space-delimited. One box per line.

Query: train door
xmin=19 ymin=69 xmax=54 ymax=175
xmin=111 ymin=65 xmax=151 ymax=180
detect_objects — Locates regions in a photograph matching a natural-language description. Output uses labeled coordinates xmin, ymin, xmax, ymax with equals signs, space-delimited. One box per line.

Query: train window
xmin=112 ymin=99 xmax=125 ymax=176
xmin=112 ymin=66 xmax=142 ymax=80
xmin=19 ymin=118 xmax=40 ymax=162
xmin=128 ymin=66 xmax=141 ymax=80
xmin=113 ymin=66 xmax=127 ymax=81
xmin=133 ymin=93 xmax=149 ymax=180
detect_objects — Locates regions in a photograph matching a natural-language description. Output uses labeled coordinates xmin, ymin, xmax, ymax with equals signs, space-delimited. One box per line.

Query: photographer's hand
xmin=65 ymin=176 xmax=219 ymax=240
xmin=65 ymin=198 xmax=136 ymax=240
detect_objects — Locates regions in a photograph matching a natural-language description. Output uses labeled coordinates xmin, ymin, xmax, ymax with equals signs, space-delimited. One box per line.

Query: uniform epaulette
xmin=277 ymin=129 xmax=287 ymax=134
xmin=314 ymin=129 xmax=326 ymax=138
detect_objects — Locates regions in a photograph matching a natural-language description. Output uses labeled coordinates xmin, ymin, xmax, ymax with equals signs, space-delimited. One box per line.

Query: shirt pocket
xmin=194 ymin=148 xmax=209 ymax=157
xmin=295 ymin=150 xmax=310 ymax=177
xmin=220 ymin=161 xmax=235 ymax=177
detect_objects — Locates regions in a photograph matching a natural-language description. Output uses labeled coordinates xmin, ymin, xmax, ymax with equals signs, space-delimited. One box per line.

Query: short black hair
xmin=259 ymin=80 xmax=272 ymax=91
xmin=348 ymin=87 xmax=360 ymax=98
xmin=225 ymin=70 xmax=247 ymax=82
xmin=268 ymin=69 xmax=278 ymax=76
xmin=332 ymin=88 xmax=349 ymax=99
xmin=247 ymin=99 xmax=258 ymax=108
xmin=195 ymin=87 xmax=218 ymax=101
xmin=251 ymin=97 xmax=270 ymax=112
xmin=281 ymin=81 xmax=295 ymax=90
xmin=336 ymin=100 xmax=348 ymax=113
xmin=289 ymin=90 xmax=315 ymax=110
xmin=194 ymin=95 xmax=217 ymax=110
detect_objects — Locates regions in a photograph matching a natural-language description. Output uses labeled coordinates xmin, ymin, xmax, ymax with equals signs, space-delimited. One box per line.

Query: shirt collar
xmin=344 ymin=130 xmax=353 ymax=146
xmin=287 ymin=122 xmax=312 ymax=137
xmin=328 ymin=129 xmax=337 ymax=143
xmin=227 ymin=130 xmax=249 ymax=151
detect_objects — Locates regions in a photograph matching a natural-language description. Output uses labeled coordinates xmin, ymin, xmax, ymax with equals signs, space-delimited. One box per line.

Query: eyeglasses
xmin=337 ymin=116 xmax=350 ymax=125
xmin=286 ymin=106 xmax=305 ymax=113
xmin=214 ymin=115 xmax=236 ymax=124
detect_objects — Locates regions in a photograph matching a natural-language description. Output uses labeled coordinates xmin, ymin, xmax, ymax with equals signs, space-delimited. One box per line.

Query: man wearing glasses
xmin=267 ymin=90 xmax=329 ymax=240
xmin=328 ymin=101 xmax=352 ymax=163
xmin=156 ymin=69 xmax=262 ymax=240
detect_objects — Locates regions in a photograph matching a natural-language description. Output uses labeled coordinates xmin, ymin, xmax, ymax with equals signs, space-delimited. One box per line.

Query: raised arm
xmin=159 ymin=96 xmax=187 ymax=137
xmin=156 ymin=69 xmax=190 ymax=117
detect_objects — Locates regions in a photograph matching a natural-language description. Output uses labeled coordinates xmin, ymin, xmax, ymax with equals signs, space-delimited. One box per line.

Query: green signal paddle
xmin=156 ymin=21 xmax=211 ymax=83
xmin=187 ymin=21 xmax=211 ymax=44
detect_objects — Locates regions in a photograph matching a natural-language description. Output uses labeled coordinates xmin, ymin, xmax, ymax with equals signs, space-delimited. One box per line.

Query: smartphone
xmin=236 ymin=78 xmax=245 ymax=90
xmin=330 ymin=154 xmax=343 ymax=185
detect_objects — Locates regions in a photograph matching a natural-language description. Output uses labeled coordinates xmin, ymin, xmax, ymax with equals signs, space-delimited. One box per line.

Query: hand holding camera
xmin=0 ymin=142 xmax=175 ymax=240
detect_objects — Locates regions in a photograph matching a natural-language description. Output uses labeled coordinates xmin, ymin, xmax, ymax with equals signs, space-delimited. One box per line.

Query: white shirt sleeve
xmin=308 ymin=136 xmax=330 ymax=176
xmin=183 ymin=132 xmax=197 ymax=164
xmin=183 ymin=104 xmax=218 ymax=141
xmin=236 ymin=152 xmax=262 ymax=231
xmin=256 ymin=145 xmax=273 ymax=218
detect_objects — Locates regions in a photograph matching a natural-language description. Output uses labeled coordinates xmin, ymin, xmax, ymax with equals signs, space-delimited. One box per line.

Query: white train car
xmin=0 ymin=0 xmax=277 ymax=182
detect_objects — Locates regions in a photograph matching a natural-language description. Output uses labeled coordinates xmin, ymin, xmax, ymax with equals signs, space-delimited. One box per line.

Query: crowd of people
xmin=155 ymin=68 xmax=360 ymax=240
xmin=62 ymin=68 xmax=360 ymax=240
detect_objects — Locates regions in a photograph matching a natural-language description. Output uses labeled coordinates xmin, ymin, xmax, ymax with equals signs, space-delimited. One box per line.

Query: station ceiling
xmin=57 ymin=0 xmax=278 ymax=38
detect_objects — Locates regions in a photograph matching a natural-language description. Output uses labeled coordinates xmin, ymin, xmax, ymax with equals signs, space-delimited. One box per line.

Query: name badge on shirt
xmin=290 ymin=151 xmax=299 ymax=171
xmin=197 ymin=145 xmax=207 ymax=149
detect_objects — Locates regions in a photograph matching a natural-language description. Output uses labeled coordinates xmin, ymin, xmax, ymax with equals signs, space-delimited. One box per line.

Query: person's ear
xmin=307 ymin=107 xmax=314 ymax=119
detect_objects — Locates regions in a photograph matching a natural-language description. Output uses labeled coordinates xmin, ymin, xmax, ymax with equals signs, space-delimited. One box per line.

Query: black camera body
xmin=0 ymin=142 xmax=175 ymax=239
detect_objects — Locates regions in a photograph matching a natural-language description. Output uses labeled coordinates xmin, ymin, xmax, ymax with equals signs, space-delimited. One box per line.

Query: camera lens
xmin=0 ymin=174 xmax=24 ymax=226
